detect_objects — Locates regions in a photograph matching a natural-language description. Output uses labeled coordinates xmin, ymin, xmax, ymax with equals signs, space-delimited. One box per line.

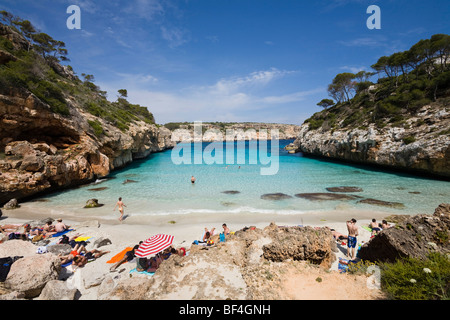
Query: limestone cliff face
xmin=0 ymin=88 xmax=174 ymax=206
xmin=293 ymin=103 xmax=450 ymax=179
xmin=0 ymin=23 xmax=175 ymax=205
xmin=171 ymin=122 xmax=301 ymax=142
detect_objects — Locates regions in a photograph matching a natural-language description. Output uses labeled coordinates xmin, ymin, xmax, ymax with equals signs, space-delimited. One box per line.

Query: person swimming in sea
xmin=191 ymin=176 xmax=196 ymax=184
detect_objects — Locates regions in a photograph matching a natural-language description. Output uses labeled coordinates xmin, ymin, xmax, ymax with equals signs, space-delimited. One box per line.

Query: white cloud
xmin=98 ymin=68 xmax=317 ymax=124
xmin=208 ymin=68 xmax=294 ymax=95
xmin=261 ymin=88 xmax=325 ymax=104
xmin=160 ymin=26 xmax=190 ymax=48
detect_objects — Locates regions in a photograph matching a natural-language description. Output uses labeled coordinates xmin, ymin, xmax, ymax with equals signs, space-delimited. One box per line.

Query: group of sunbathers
xmin=0 ymin=218 xmax=71 ymax=242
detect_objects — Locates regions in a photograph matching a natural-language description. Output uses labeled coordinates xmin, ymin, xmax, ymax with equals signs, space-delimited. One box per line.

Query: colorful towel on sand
xmin=74 ymin=236 xmax=92 ymax=242
xmin=107 ymin=247 xmax=133 ymax=264
xmin=362 ymin=226 xmax=372 ymax=232
xmin=51 ymin=229 xmax=74 ymax=238
xmin=129 ymin=268 xmax=155 ymax=276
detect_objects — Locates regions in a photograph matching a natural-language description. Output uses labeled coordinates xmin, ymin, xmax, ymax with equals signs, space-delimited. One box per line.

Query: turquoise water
xmin=28 ymin=140 xmax=450 ymax=220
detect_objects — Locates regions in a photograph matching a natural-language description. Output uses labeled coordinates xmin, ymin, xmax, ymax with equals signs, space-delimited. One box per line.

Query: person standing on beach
xmin=346 ymin=218 xmax=358 ymax=260
xmin=113 ymin=197 xmax=126 ymax=221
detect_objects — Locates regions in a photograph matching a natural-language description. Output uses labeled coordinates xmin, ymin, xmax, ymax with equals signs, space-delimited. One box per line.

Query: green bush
xmin=87 ymin=119 xmax=104 ymax=137
xmin=403 ymin=136 xmax=416 ymax=145
xmin=31 ymin=80 xmax=70 ymax=115
xmin=379 ymin=252 xmax=450 ymax=300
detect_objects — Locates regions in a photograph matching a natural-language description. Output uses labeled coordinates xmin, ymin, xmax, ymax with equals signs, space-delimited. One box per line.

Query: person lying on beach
xmin=58 ymin=233 xmax=84 ymax=247
xmin=59 ymin=243 xmax=85 ymax=265
xmin=330 ymin=229 xmax=347 ymax=241
xmin=73 ymin=249 xmax=110 ymax=268
xmin=381 ymin=220 xmax=391 ymax=229
xmin=54 ymin=218 xmax=70 ymax=233
xmin=0 ymin=224 xmax=23 ymax=233
xmin=110 ymin=242 xmax=142 ymax=272
xmin=170 ymin=247 xmax=187 ymax=257
xmin=59 ymin=243 xmax=109 ymax=267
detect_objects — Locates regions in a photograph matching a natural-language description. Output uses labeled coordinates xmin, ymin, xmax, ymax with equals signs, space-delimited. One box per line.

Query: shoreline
xmin=0 ymin=200 xmax=398 ymax=300
xmin=2 ymin=202 xmax=393 ymax=250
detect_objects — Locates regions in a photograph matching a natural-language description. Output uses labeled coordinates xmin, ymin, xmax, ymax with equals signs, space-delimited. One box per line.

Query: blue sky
xmin=2 ymin=0 xmax=449 ymax=124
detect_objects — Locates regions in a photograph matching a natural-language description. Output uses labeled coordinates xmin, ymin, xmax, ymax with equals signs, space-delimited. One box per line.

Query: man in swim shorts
xmin=346 ymin=218 xmax=358 ymax=260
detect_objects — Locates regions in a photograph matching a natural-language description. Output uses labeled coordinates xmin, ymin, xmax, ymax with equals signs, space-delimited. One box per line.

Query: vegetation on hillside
xmin=309 ymin=34 xmax=450 ymax=131
xmin=0 ymin=11 xmax=155 ymax=133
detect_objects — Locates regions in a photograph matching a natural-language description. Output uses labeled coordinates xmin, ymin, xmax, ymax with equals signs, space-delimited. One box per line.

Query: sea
xmin=24 ymin=139 xmax=450 ymax=222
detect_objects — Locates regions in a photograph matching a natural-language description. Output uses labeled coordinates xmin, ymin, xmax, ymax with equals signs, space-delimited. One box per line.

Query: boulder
xmin=0 ymin=240 xmax=37 ymax=257
xmin=357 ymin=198 xmax=405 ymax=209
xmin=46 ymin=244 xmax=72 ymax=256
xmin=295 ymin=193 xmax=359 ymax=201
xmin=326 ymin=186 xmax=363 ymax=192
xmin=84 ymin=199 xmax=103 ymax=208
xmin=37 ymin=280 xmax=78 ymax=300
xmin=261 ymin=223 xmax=336 ymax=268
xmin=4 ymin=254 xmax=61 ymax=298
xmin=3 ymin=198 xmax=20 ymax=209
xmin=260 ymin=193 xmax=292 ymax=200
xmin=359 ymin=203 xmax=450 ymax=263
xmin=93 ymin=237 xmax=112 ymax=248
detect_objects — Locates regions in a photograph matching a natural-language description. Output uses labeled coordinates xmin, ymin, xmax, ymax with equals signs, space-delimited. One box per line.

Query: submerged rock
xmin=326 ymin=186 xmax=363 ymax=192
xmin=222 ymin=190 xmax=241 ymax=194
xmin=260 ymin=193 xmax=292 ymax=200
xmin=122 ymin=179 xmax=138 ymax=184
xmin=88 ymin=187 xmax=108 ymax=192
xmin=295 ymin=193 xmax=359 ymax=201
xmin=358 ymin=198 xmax=405 ymax=209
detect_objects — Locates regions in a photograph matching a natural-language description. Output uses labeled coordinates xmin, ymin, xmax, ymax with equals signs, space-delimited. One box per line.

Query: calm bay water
xmin=27 ymin=140 xmax=450 ymax=221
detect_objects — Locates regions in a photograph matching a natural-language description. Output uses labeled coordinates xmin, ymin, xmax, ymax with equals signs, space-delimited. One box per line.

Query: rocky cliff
xmin=0 ymin=23 xmax=174 ymax=206
xmin=168 ymin=122 xmax=300 ymax=142
xmin=293 ymin=100 xmax=450 ymax=179
xmin=292 ymin=34 xmax=450 ymax=179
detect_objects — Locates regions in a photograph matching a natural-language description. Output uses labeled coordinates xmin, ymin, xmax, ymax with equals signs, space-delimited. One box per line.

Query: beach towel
xmin=107 ymin=247 xmax=133 ymax=264
xmin=51 ymin=229 xmax=74 ymax=238
xmin=129 ymin=268 xmax=155 ymax=276
xmin=74 ymin=236 xmax=92 ymax=242
xmin=362 ymin=226 xmax=372 ymax=232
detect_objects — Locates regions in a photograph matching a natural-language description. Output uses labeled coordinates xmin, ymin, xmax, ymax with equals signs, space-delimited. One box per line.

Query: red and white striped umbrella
xmin=135 ymin=234 xmax=174 ymax=258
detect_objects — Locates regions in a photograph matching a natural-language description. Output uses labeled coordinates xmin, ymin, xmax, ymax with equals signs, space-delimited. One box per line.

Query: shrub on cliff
xmin=0 ymin=13 xmax=156 ymax=128
xmin=379 ymin=252 xmax=450 ymax=300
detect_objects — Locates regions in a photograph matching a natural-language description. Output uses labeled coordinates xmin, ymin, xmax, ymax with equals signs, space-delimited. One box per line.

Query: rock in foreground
xmin=359 ymin=203 xmax=450 ymax=262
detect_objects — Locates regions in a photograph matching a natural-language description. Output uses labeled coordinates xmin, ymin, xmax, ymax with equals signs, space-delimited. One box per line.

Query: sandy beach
xmin=2 ymin=201 xmax=391 ymax=251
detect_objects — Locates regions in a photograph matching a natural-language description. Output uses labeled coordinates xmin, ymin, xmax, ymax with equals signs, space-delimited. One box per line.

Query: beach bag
xmin=219 ymin=233 xmax=226 ymax=242
xmin=32 ymin=234 xmax=44 ymax=243
xmin=36 ymin=246 xmax=47 ymax=254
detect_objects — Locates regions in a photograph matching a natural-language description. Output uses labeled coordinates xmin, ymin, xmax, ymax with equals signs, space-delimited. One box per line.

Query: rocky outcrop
xmin=0 ymin=24 xmax=175 ymax=206
xmin=3 ymin=254 xmax=61 ymax=298
xmin=359 ymin=203 xmax=450 ymax=263
xmin=0 ymin=87 xmax=174 ymax=206
xmin=292 ymin=103 xmax=450 ymax=179
xmin=261 ymin=223 xmax=336 ymax=268
xmin=171 ymin=122 xmax=301 ymax=142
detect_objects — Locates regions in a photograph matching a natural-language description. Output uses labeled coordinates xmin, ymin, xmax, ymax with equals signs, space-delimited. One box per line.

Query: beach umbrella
xmin=135 ymin=234 xmax=174 ymax=258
